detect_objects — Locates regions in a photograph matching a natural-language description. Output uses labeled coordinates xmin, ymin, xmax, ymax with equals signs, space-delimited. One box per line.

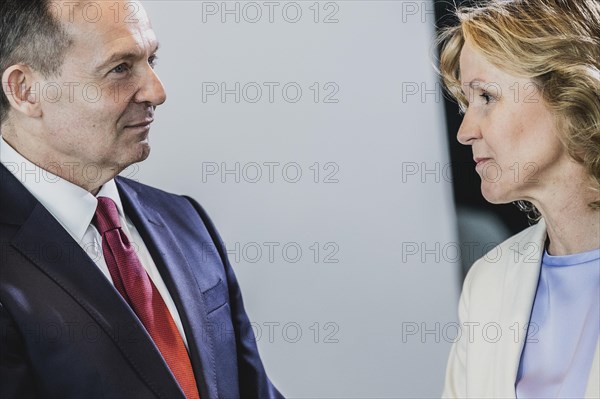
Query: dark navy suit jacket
xmin=0 ymin=163 xmax=282 ymax=399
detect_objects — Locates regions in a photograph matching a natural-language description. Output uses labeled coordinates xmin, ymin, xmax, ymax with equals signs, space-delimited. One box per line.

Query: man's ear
xmin=2 ymin=65 xmax=43 ymax=119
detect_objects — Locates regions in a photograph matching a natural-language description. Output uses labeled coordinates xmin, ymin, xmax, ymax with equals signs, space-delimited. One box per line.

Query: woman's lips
xmin=474 ymin=157 xmax=492 ymax=169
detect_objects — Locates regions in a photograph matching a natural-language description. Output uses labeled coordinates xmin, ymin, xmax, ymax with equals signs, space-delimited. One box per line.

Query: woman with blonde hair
xmin=437 ymin=0 xmax=600 ymax=397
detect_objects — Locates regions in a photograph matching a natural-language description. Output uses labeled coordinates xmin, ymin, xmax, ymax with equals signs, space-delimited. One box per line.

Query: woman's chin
xmin=480 ymin=183 xmax=514 ymax=205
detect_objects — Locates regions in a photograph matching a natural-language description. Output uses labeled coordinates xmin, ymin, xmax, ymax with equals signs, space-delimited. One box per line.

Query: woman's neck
xmin=534 ymin=191 xmax=600 ymax=256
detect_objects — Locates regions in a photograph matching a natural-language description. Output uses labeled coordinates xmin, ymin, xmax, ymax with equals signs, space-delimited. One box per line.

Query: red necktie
xmin=93 ymin=197 xmax=200 ymax=399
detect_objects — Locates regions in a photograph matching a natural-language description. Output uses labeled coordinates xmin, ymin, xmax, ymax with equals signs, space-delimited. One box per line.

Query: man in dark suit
xmin=0 ymin=1 xmax=282 ymax=398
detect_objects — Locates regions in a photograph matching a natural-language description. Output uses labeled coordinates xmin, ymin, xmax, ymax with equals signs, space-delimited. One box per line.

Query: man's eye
xmin=149 ymin=55 xmax=159 ymax=68
xmin=111 ymin=64 xmax=130 ymax=74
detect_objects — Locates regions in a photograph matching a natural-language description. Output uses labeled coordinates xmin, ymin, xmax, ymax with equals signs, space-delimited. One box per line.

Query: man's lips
xmin=125 ymin=119 xmax=154 ymax=128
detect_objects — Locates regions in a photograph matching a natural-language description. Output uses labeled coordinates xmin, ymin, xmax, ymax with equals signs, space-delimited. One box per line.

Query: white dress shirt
xmin=0 ymin=136 xmax=188 ymax=346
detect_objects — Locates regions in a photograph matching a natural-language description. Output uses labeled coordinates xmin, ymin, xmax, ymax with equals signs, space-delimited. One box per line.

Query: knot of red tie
xmin=93 ymin=197 xmax=122 ymax=234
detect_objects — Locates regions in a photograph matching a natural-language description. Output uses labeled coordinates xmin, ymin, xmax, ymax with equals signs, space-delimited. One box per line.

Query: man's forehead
xmin=51 ymin=0 xmax=156 ymax=52
xmin=50 ymin=0 xmax=150 ymax=29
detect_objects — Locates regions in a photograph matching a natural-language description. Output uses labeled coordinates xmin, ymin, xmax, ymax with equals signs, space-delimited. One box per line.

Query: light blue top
xmin=516 ymin=247 xmax=600 ymax=398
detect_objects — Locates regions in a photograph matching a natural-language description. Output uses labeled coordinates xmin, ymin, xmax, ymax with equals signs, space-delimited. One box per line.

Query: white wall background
xmin=136 ymin=1 xmax=461 ymax=397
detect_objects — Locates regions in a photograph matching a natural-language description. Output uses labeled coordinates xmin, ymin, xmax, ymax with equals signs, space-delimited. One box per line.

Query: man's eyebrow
xmin=96 ymin=42 xmax=160 ymax=71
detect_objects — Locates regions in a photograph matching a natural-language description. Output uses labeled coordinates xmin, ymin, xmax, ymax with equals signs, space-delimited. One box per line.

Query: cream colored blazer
xmin=442 ymin=219 xmax=600 ymax=398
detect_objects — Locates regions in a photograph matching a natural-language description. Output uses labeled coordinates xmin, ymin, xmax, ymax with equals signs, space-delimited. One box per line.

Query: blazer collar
xmin=495 ymin=219 xmax=600 ymax=398
xmin=496 ymin=219 xmax=547 ymax=397
xmin=0 ymin=162 xmax=37 ymax=225
xmin=585 ymin=340 xmax=600 ymax=398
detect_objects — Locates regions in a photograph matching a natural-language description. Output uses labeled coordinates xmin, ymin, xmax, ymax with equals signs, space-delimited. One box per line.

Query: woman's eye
xmin=480 ymin=92 xmax=492 ymax=104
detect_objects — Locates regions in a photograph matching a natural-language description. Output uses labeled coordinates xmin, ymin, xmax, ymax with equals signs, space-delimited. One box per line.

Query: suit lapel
xmin=116 ymin=179 xmax=217 ymax=399
xmin=496 ymin=220 xmax=547 ymax=398
xmin=2 ymin=165 xmax=185 ymax=399
xmin=11 ymin=207 xmax=186 ymax=399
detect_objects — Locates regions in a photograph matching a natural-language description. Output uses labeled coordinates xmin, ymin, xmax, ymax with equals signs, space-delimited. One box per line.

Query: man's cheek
xmin=105 ymin=82 xmax=138 ymax=104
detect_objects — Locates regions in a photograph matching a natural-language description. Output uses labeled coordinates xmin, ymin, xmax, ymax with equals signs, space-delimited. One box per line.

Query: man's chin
xmin=135 ymin=142 xmax=151 ymax=163
xmin=116 ymin=144 xmax=151 ymax=175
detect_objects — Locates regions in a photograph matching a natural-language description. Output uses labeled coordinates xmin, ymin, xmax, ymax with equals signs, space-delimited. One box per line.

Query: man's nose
xmin=133 ymin=66 xmax=167 ymax=107
xmin=456 ymin=108 xmax=481 ymax=145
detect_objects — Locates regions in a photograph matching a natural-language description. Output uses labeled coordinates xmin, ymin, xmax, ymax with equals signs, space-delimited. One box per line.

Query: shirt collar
xmin=0 ymin=136 xmax=125 ymax=243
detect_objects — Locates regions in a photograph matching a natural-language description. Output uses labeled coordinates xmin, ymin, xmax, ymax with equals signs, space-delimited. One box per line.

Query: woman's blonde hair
xmin=436 ymin=0 xmax=600 ymax=212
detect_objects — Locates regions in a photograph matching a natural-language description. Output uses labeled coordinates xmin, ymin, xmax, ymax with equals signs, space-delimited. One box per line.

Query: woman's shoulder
xmin=465 ymin=219 xmax=547 ymax=285
xmin=457 ymin=220 xmax=547 ymax=315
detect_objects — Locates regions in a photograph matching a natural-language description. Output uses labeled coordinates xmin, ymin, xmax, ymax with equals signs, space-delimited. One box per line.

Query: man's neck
xmin=1 ymin=134 xmax=113 ymax=194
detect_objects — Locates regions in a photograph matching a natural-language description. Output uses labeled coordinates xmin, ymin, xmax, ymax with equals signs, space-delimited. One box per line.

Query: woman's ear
xmin=2 ymin=64 xmax=43 ymax=119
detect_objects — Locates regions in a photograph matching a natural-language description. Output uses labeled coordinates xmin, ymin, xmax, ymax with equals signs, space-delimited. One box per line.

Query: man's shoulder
xmin=115 ymin=176 xmax=194 ymax=216
xmin=115 ymin=175 xmax=179 ymax=199
xmin=115 ymin=176 xmax=196 ymax=208
xmin=115 ymin=176 xmax=213 ymax=228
